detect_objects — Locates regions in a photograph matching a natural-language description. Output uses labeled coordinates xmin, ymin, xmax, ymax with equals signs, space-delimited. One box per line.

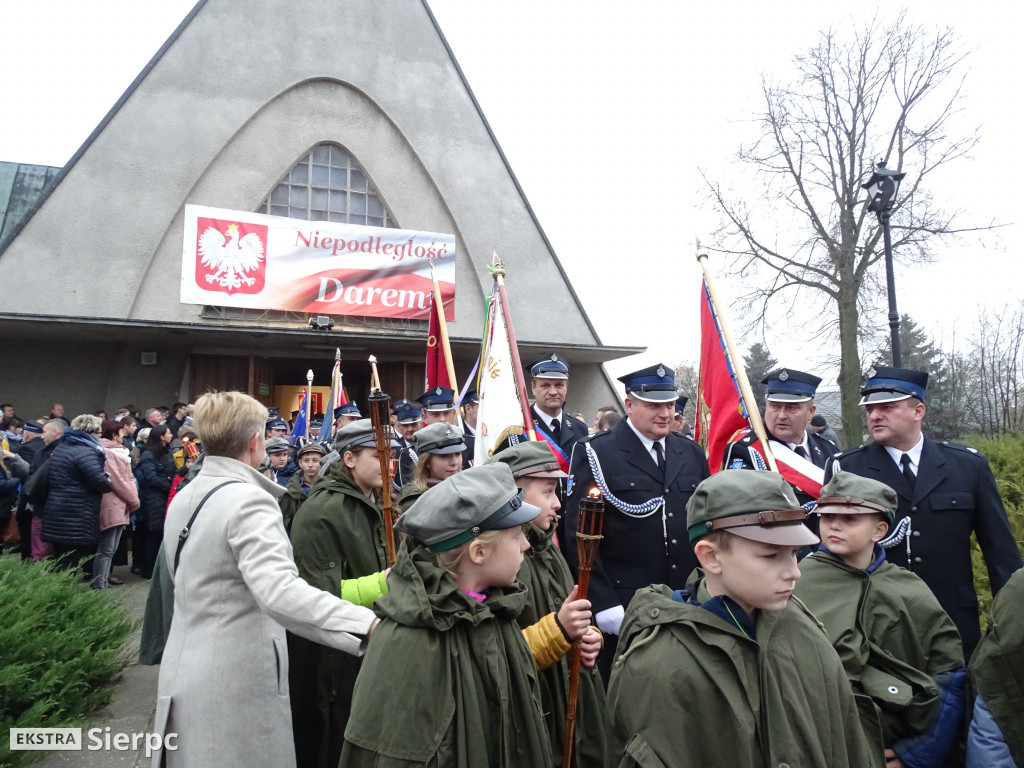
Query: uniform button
xmin=912 ymin=530 xmax=920 ymax=538
xmin=328 ymin=562 xmax=336 ymax=568
xmin=778 ymin=764 xmax=791 ymax=768
xmin=650 ymin=608 xmax=660 ymax=618
xmin=667 ymin=512 xmax=674 ymax=518
xmin=911 ymin=506 xmax=918 ymax=512
xmin=671 ymin=539 xmax=677 ymax=545
xmin=630 ymin=482 xmax=635 ymax=488
xmin=914 ymin=557 xmax=922 ymax=563
xmin=671 ymin=564 xmax=677 ymax=570
xmin=665 ymin=488 xmax=670 ymax=494
xmin=951 ymin=500 xmax=957 ymax=506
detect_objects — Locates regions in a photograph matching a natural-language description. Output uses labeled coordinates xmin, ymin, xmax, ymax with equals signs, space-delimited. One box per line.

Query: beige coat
xmin=152 ymin=455 xmax=376 ymax=768
xmin=98 ymin=437 xmax=139 ymax=531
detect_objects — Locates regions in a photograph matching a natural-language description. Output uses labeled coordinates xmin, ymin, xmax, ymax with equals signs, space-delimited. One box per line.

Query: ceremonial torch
xmin=561 ymin=487 xmax=605 ymax=768
xmin=368 ymin=355 xmax=396 ymax=565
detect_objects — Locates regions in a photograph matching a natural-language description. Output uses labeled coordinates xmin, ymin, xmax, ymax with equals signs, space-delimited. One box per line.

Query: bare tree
xmin=703 ymin=13 xmax=991 ymax=440
xmin=966 ymin=303 xmax=1024 ymax=437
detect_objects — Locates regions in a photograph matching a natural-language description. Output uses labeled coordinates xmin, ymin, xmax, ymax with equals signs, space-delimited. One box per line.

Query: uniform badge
xmin=550 ymin=353 xmax=558 ymax=362
xmin=435 ymin=387 xmax=442 ymax=395
xmin=866 ymin=366 xmax=877 ymax=379
xmin=730 ymin=459 xmax=745 ymax=469
xmin=779 ymin=369 xmax=789 ymax=381
xmin=656 ymin=365 xmax=665 ymax=377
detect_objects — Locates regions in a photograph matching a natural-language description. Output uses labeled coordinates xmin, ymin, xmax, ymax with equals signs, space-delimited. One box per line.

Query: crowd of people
xmin=2 ymin=352 xmax=1022 ymax=768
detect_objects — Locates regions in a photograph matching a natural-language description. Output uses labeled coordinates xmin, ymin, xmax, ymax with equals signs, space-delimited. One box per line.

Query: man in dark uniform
xmin=564 ymin=363 xmax=710 ymax=681
xmin=460 ymin=389 xmax=479 ymax=439
xmin=416 ymin=386 xmax=474 ymax=469
xmin=825 ymin=366 xmax=1022 ymax=659
xmin=528 ymin=352 xmax=588 ymax=547
xmin=391 ymin=399 xmax=422 ymax=491
xmin=722 ymin=367 xmax=838 ymax=507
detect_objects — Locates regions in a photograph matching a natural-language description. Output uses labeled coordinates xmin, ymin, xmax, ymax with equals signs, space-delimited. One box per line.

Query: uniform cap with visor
xmin=815 ymin=472 xmax=897 ymax=524
xmin=333 ymin=418 xmax=400 ymax=453
xmin=761 ymin=368 xmax=821 ymax=403
xmin=618 ymin=363 xmax=678 ymax=403
xmin=416 ymin=387 xmax=455 ymax=412
xmin=396 ymin=463 xmax=540 ymax=553
xmin=413 ymin=422 xmax=467 ymax=455
xmin=858 ymin=366 xmax=928 ymax=405
xmin=488 ymin=440 xmax=568 ymax=479
xmin=334 ymin=403 xmax=361 ymax=420
xmin=529 ymin=352 xmax=569 ymax=380
xmin=264 ymin=436 xmax=291 ymax=454
xmin=391 ymin=399 xmax=424 ymax=424
xmin=687 ymin=471 xmax=819 ymax=546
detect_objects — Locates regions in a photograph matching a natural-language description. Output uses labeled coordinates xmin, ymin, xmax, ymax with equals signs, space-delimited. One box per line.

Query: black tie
xmin=550 ymin=418 xmax=561 ymax=441
xmin=653 ymin=441 xmax=665 ymax=472
xmin=794 ymin=446 xmax=807 ymax=459
xmin=901 ymin=453 xmax=916 ymax=491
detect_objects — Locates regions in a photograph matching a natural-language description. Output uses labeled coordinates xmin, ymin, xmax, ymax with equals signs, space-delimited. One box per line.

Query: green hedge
xmin=966 ymin=434 xmax=1024 ymax=625
xmin=0 ymin=557 xmax=136 ymax=768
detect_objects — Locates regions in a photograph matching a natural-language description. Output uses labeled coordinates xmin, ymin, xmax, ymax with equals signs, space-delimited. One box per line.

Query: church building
xmin=0 ymin=0 xmax=637 ymax=420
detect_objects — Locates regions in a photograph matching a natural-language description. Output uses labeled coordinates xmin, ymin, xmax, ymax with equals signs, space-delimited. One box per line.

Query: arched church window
xmin=257 ymin=144 xmax=397 ymax=228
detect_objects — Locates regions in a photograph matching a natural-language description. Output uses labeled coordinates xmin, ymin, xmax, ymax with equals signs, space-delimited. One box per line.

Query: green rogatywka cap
xmin=412 ymin=422 xmax=467 ymax=455
xmin=815 ymin=472 xmax=897 ymax=524
xmin=487 ymin=440 xmax=567 ymax=479
xmin=395 ymin=463 xmax=540 ymax=553
xmin=686 ymin=470 xmax=819 ymax=546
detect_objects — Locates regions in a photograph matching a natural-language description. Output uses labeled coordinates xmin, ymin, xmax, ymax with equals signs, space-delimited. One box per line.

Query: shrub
xmin=966 ymin=434 xmax=1024 ymax=626
xmin=0 ymin=557 xmax=136 ymax=768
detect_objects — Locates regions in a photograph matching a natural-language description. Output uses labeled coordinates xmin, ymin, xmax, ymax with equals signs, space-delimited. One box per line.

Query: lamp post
xmin=861 ymin=161 xmax=907 ymax=366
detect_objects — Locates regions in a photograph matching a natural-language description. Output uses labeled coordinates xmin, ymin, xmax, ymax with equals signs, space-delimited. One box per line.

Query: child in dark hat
xmin=287 ymin=419 xmax=400 ymax=768
xmin=396 ymin=421 xmax=466 ymax=509
xmin=489 ymin=441 xmax=606 ymax=767
xmin=341 ymin=463 xmax=553 ymax=767
xmin=605 ymin=470 xmax=880 ymax=767
xmin=795 ymin=472 xmax=965 ymax=767
xmin=278 ymin=441 xmax=326 ymax=534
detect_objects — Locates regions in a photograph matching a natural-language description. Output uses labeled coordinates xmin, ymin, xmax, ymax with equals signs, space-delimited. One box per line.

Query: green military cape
xmin=795 ymin=551 xmax=964 ymax=748
xmin=278 ymin=471 xmax=309 ymax=533
xmin=288 ymin=470 xmax=389 ymax=768
xmin=606 ymin=580 xmax=883 ymax=768
xmin=517 ymin=521 xmax=606 ymax=767
xmin=970 ymin=567 xmax=1024 ymax=766
xmin=341 ymin=538 xmax=552 ymax=767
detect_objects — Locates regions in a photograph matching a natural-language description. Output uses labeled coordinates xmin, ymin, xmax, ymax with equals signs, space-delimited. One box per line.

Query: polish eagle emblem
xmin=198 ymin=223 xmax=265 ymax=291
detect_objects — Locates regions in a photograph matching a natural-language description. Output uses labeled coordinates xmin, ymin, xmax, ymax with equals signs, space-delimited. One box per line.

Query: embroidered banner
xmin=180 ymin=204 xmax=455 ymax=320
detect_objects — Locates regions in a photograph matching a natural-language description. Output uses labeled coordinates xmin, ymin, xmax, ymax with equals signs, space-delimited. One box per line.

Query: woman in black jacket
xmin=136 ymin=424 xmax=176 ymax=578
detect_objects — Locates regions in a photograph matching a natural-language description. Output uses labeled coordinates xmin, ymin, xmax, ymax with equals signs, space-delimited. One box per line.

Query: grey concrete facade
xmin=0 ymin=0 xmax=638 ymax=418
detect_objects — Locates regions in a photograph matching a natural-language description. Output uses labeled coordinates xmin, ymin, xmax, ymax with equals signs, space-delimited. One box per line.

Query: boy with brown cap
xmin=605 ymin=470 xmax=881 ymax=768
xmin=795 ymin=472 xmax=966 ymax=768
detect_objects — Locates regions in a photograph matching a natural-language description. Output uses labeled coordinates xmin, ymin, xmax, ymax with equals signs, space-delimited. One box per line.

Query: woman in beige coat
xmin=93 ymin=420 xmax=140 ymax=589
xmin=152 ymin=392 xmax=377 ymax=768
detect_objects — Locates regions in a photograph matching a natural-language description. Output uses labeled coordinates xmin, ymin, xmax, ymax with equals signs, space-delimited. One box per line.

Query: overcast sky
xmin=2 ymin=0 xmax=1019 ymax=385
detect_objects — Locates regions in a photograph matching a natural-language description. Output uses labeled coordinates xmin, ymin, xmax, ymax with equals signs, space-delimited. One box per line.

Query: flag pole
xmin=491 ymin=253 xmax=536 ymax=441
xmin=305 ymin=369 xmax=314 ymax=441
xmin=430 ymin=260 xmax=460 ymax=395
xmin=696 ymin=246 xmax=778 ymax=473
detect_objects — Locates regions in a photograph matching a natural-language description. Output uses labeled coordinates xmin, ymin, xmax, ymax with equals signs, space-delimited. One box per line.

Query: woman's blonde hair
xmin=193 ymin=391 xmax=267 ymax=458
xmin=434 ymin=529 xmax=502 ymax=579
xmin=412 ymin=453 xmax=436 ymax=492
xmin=71 ymin=414 xmax=102 ymax=433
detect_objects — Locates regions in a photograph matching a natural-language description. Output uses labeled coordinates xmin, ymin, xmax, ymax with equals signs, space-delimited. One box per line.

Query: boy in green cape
xmin=606 ymin=470 xmax=881 ymax=768
xmin=795 ymin=472 xmax=965 ymax=768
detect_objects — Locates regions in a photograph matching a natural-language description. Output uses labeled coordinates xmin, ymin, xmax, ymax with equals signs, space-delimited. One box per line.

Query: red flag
xmin=696 ymin=280 xmax=750 ymax=473
xmin=425 ymin=292 xmax=452 ymax=390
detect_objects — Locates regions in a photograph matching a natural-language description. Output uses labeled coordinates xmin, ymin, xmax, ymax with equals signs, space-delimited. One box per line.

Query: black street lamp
xmin=862 ymin=161 xmax=907 ymax=366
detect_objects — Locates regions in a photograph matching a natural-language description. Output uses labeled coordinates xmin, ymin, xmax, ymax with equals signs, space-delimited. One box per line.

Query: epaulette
xmin=577 ymin=431 xmax=600 ymax=445
xmin=938 ymin=440 xmax=980 ymax=455
xmin=832 ymin=444 xmax=868 ymax=460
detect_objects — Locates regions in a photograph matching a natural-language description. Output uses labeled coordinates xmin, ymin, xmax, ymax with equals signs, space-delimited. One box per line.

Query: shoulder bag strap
xmin=173 ymin=480 xmax=242 ymax=573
